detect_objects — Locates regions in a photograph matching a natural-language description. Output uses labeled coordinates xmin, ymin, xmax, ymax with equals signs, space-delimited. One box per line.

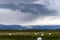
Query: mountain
xmin=31 ymin=25 xmax=60 ymax=30
xmin=0 ymin=25 xmax=60 ymax=30
xmin=0 ymin=24 xmax=27 ymax=30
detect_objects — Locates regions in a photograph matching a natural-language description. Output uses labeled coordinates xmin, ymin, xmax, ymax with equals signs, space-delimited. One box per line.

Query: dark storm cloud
xmin=0 ymin=3 xmax=56 ymax=16
xmin=0 ymin=0 xmax=57 ymax=22
xmin=0 ymin=0 xmax=38 ymax=5
xmin=20 ymin=4 xmax=56 ymax=16
xmin=18 ymin=0 xmax=38 ymax=3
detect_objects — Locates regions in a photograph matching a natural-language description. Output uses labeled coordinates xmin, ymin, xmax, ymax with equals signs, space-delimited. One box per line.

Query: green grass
xmin=0 ymin=30 xmax=59 ymax=40
xmin=0 ymin=36 xmax=37 ymax=40
xmin=0 ymin=36 xmax=60 ymax=40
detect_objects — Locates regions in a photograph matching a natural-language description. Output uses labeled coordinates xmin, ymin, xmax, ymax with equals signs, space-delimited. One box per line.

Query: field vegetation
xmin=0 ymin=30 xmax=59 ymax=40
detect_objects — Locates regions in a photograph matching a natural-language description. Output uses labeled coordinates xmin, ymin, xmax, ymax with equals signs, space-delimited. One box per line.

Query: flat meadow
xmin=0 ymin=30 xmax=59 ymax=40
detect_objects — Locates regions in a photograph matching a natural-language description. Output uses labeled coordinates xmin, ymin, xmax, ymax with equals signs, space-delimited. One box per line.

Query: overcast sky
xmin=0 ymin=0 xmax=60 ymax=25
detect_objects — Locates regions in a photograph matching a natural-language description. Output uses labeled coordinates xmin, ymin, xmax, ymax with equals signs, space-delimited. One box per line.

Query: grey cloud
xmin=0 ymin=4 xmax=56 ymax=16
xmin=0 ymin=0 xmax=56 ymax=17
xmin=20 ymin=4 xmax=56 ymax=16
xmin=0 ymin=1 xmax=57 ymax=22
xmin=0 ymin=0 xmax=38 ymax=5
xmin=16 ymin=0 xmax=38 ymax=3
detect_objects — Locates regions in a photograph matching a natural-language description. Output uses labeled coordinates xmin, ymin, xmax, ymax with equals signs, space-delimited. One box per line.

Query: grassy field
xmin=0 ymin=30 xmax=59 ymax=40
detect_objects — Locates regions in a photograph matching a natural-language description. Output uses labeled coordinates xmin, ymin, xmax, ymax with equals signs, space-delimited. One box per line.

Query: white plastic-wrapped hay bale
xmin=37 ymin=37 xmax=42 ymax=40
xmin=9 ymin=33 xmax=12 ymax=36
xmin=41 ymin=33 xmax=44 ymax=36
xmin=40 ymin=32 xmax=44 ymax=36
xmin=35 ymin=33 xmax=37 ymax=35
xmin=49 ymin=33 xmax=51 ymax=35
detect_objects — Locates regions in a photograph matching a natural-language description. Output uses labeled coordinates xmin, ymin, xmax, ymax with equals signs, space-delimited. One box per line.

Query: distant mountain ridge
xmin=0 ymin=24 xmax=27 ymax=30
xmin=31 ymin=25 xmax=60 ymax=30
xmin=0 ymin=25 xmax=60 ymax=30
